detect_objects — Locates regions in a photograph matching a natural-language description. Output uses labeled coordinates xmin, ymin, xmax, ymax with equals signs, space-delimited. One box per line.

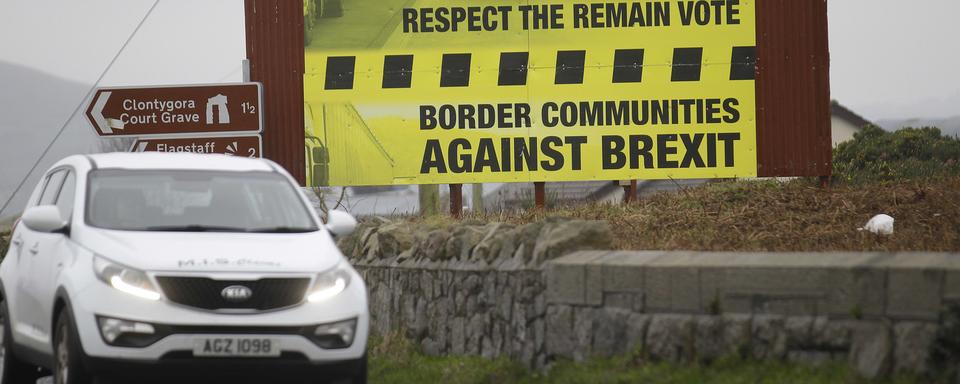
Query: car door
xmin=13 ymin=169 xmax=66 ymax=350
xmin=29 ymin=169 xmax=78 ymax=343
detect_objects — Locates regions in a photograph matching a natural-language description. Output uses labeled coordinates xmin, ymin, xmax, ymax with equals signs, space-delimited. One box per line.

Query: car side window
xmin=38 ymin=170 xmax=67 ymax=206
xmin=55 ymin=171 xmax=76 ymax=222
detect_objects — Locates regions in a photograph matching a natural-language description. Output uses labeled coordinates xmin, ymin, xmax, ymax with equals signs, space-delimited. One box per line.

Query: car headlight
xmin=93 ymin=256 xmax=161 ymax=301
xmin=307 ymin=262 xmax=352 ymax=303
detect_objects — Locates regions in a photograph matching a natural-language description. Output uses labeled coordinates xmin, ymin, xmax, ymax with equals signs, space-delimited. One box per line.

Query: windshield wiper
xmin=142 ymin=225 xmax=249 ymax=233
xmin=246 ymin=226 xmax=318 ymax=233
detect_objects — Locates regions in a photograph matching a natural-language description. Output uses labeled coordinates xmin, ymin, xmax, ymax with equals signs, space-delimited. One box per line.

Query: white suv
xmin=0 ymin=153 xmax=368 ymax=384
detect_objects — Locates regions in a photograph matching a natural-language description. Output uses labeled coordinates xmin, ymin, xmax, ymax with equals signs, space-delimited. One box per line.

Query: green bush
xmin=833 ymin=126 xmax=960 ymax=183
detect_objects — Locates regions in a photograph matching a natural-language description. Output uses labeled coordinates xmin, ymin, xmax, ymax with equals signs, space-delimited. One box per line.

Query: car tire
xmin=349 ymin=354 xmax=367 ymax=384
xmin=312 ymin=354 xmax=366 ymax=384
xmin=0 ymin=297 xmax=41 ymax=384
xmin=53 ymin=309 xmax=93 ymax=384
xmin=0 ymin=298 xmax=40 ymax=384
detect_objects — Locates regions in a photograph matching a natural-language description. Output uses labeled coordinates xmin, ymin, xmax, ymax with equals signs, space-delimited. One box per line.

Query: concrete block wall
xmin=546 ymin=251 xmax=960 ymax=321
xmin=545 ymin=251 xmax=959 ymax=378
xmin=347 ymin=218 xmax=959 ymax=378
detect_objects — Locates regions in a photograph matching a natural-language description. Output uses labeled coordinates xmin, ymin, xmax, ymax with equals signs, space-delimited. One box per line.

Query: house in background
xmin=831 ymin=100 xmax=873 ymax=146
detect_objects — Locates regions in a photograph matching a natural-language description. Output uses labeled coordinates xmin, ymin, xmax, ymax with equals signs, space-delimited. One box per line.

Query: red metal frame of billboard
xmin=244 ymin=0 xmax=307 ymax=184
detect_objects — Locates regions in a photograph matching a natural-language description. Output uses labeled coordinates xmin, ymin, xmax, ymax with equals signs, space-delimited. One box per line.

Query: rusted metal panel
xmin=755 ymin=0 xmax=833 ymax=177
xmin=245 ymin=0 xmax=306 ymax=184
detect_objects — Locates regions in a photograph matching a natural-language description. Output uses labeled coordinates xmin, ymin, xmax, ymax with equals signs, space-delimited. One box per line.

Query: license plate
xmin=193 ymin=337 xmax=281 ymax=357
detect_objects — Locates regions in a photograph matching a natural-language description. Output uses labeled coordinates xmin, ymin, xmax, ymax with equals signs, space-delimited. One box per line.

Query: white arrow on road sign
xmin=90 ymin=91 xmax=121 ymax=135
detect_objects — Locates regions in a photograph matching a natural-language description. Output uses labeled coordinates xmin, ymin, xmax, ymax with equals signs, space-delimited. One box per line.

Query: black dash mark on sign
xmin=498 ymin=52 xmax=529 ymax=86
xmin=730 ymin=46 xmax=756 ymax=81
xmin=555 ymin=50 xmax=586 ymax=85
xmin=671 ymin=48 xmax=703 ymax=82
xmin=347 ymin=48 xmax=747 ymax=89
xmin=612 ymin=49 xmax=644 ymax=83
xmin=325 ymin=56 xmax=356 ymax=90
xmin=440 ymin=53 xmax=471 ymax=87
xmin=383 ymin=55 xmax=414 ymax=88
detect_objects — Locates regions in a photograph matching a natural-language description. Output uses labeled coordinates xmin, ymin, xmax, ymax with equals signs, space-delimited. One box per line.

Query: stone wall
xmin=342 ymin=220 xmax=960 ymax=378
xmin=339 ymin=217 xmax=614 ymax=267
xmin=343 ymin=218 xmax=614 ymax=368
xmin=543 ymin=251 xmax=960 ymax=378
xmin=360 ymin=265 xmax=548 ymax=367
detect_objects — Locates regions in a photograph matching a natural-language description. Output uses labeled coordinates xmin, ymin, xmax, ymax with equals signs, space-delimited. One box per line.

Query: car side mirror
xmin=325 ymin=209 xmax=357 ymax=237
xmin=21 ymin=205 xmax=68 ymax=234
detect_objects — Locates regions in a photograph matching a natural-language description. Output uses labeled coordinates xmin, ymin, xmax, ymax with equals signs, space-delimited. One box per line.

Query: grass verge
xmin=368 ymin=332 xmax=934 ymax=384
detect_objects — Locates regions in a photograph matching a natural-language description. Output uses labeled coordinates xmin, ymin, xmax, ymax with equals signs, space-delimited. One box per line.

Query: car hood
xmin=76 ymin=228 xmax=343 ymax=273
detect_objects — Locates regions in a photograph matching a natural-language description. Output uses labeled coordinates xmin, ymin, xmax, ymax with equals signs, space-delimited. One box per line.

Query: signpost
xmin=86 ymin=83 xmax=264 ymax=157
xmin=130 ymin=136 xmax=262 ymax=158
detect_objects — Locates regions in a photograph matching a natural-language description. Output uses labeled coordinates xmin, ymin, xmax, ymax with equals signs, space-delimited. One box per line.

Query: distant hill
xmin=0 ymin=61 xmax=98 ymax=217
xmin=878 ymin=116 xmax=960 ymax=137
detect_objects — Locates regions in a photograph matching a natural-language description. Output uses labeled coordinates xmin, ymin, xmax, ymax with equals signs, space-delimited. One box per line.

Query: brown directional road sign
xmin=130 ymin=136 xmax=263 ymax=158
xmin=86 ymin=83 xmax=263 ymax=137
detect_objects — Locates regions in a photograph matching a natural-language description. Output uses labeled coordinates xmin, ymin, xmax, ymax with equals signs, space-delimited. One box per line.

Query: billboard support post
xmin=450 ymin=184 xmax=463 ymax=217
xmin=472 ymin=184 xmax=484 ymax=214
xmin=622 ymin=180 xmax=638 ymax=204
xmin=534 ymin=182 xmax=546 ymax=210
xmin=419 ymin=185 xmax=440 ymax=216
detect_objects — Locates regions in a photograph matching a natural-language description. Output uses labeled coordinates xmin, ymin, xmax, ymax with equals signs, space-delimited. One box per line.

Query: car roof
xmin=84 ymin=152 xmax=276 ymax=172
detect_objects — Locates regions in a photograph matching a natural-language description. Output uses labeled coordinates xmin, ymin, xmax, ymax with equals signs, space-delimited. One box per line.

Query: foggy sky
xmin=828 ymin=0 xmax=960 ymax=119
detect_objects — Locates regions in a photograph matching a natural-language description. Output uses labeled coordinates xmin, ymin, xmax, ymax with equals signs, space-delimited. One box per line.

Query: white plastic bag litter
xmin=858 ymin=214 xmax=895 ymax=235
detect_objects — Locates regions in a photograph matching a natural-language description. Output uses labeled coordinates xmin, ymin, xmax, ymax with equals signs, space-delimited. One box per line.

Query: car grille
xmin=155 ymin=276 xmax=311 ymax=311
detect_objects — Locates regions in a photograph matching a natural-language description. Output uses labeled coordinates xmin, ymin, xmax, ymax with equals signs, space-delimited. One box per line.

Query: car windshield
xmin=86 ymin=169 xmax=318 ymax=233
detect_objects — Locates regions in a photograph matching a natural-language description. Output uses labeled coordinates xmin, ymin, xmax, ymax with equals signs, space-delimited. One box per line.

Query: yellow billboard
xmin=304 ymin=0 xmax=757 ymax=187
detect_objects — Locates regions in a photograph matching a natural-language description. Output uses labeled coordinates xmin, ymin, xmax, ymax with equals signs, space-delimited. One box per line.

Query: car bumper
xmin=67 ymin=272 xmax=369 ymax=366
xmin=82 ymin=352 xmax=365 ymax=379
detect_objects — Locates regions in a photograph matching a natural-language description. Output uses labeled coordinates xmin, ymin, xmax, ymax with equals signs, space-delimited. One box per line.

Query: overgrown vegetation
xmin=368 ymin=331 xmax=931 ymax=384
xmin=834 ymin=126 xmax=960 ymax=184
xmin=0 ymin=231 xmax=8 ymax=258
xmin=407 ymin=177 xmax=960 ymax=252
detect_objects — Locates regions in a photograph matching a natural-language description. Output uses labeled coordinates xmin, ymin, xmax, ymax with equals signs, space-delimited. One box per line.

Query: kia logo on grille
xmin=221 ymin=285 xmax=253 ymax=302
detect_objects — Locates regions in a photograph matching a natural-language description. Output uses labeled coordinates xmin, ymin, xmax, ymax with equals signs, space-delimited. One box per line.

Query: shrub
xmin=0 ymin=234 xmax=8 ymax=260
xmin=833 ymin=126 xmax=960 ymax=183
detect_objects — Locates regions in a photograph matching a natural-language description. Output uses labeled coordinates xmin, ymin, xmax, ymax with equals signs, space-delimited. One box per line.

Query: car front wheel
xmin=53 ymin=309 xmax=93 ymax=384
xmin=351 ymin=354 xmax=367 ymax=384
